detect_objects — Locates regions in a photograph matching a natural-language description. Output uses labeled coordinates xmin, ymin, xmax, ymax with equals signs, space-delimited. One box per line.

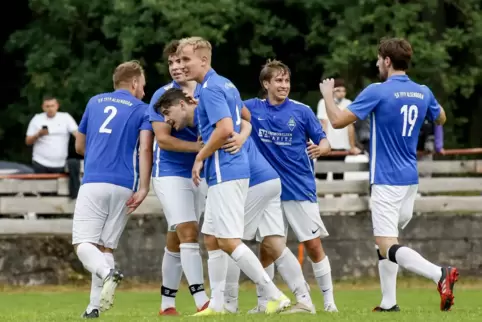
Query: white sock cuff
xmin=164 ymin=247 xmax=181 ymax=258
xmin=230 ymin=243 xmax=249 ymax=262
xmin=274 ymin=247 xmax=290 ymax=265
xmin=312 ymin=256 xmax=331 ymax=276
xmin=208 ymin=249 xmax=225 ymax=259
xmin=180 ymin=243 xmax=200 ymax=250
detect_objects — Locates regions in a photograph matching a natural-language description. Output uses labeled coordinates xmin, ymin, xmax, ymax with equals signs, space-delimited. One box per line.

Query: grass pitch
xmin=0 ymin=279 xmax=481 ymax=322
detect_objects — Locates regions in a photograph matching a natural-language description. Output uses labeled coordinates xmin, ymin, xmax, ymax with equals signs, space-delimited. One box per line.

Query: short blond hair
xmin=112 ymin=60 xmax=144 ymax=88
xmin=177 ymin=36 xmax=212 ymax=58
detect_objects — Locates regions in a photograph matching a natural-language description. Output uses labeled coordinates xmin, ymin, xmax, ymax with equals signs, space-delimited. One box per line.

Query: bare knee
xmin=176 ymin=221 xmax=199 ymax=243
xmin=204 ymin=234 xmax=219 ymax=251
xmin=261 ymin=236 xmax=285 ymax=264
xmin=375 ymin=236 xmax=399 ymax=259
xmin=166 ymin=231 xmax=181 ymax=252
xmin=303 ymin=238 xmax=325 ymax=263
xmin=217 ymin=238 xmax=242 ymax=255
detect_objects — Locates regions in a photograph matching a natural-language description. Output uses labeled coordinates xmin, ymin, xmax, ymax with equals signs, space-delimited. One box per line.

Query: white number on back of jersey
xmin=400 ymin=104 xmax=418 ymax=137
xmin=99 ymin=105 xmax=117 ymax=134
xmin=235 ymin=104 xmax=241 ymax=125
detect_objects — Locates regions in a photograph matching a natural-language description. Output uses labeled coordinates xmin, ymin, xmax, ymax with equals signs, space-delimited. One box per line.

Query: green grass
xmin=0 ymin=282 xmax=481 ymax=322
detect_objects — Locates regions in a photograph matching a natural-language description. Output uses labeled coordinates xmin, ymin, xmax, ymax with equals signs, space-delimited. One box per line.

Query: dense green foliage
xmin=2 ymin=0 xmax=482 ymax=162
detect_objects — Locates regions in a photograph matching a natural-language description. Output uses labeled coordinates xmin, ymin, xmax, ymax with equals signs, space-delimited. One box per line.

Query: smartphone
xmin=42 ymin=125 xmax=48 ymax=130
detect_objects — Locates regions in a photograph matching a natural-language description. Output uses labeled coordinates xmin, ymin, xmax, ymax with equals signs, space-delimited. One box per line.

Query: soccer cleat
xmin=372 ymin=305 xmax=400 ymax=312
xmin=281 ymin=302 xmax=316 ymax=314
xmin=99 ymin=269 xmax=124 ymax=312
xmin=159 ymin=307 xmax=180 ymax=316
xmin=191 ymin=308 xmax=225 ymax=316
xmin=437 ymin=266 xmax=459 ymax=311
xmin=324 ymin=303 xmax=339 ymax=312
xmin=197 ymin=301 xmax=210 ymax=312
xmin=265 ymin=294 xmax=291 ymax=314
xmin=81 ymin=309 xmax=99 ymax=318
xmin=247 ymin=305 xmax=265 ymax=314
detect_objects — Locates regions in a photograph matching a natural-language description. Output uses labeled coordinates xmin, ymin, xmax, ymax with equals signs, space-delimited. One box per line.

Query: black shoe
xmin=81 ymin=309 xmax=99 ymax=318
xmin=372 ymin=305 xmax=400 ymax=312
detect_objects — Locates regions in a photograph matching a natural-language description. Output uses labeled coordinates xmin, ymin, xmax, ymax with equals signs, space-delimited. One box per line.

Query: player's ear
xmin=262 ymin=80 xmax=270 ymax=90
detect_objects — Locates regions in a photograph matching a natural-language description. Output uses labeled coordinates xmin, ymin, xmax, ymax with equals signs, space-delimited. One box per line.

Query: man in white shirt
xmin=25 ymin=96 xmax=80 ymax=198
xmin=316 ymin=79 xmax=360 ymax=180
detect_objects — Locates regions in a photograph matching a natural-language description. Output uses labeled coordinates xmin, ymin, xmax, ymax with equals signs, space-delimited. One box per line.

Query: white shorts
xmin=370 ymin=184 xmax=418 ymax=237
xmin=201 ymin=179 xmax=249 ymax=239
xmin=282 ymin=200 xmax=329 ymax=242
xmin=72 ymin=183 xmax=133 ymax=249
xmin=243 ymin=179 xmax=286 ymax=242
xmin=152 ymin=176 xmax=207 ymax=232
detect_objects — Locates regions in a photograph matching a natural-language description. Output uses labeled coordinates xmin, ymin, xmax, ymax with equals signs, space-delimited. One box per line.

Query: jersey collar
xmin=201 ymin=68 xmax=216 ymax=86
xmin=387 ymin=74 xmax=410 ymax=82
xmin=266 ymin=97 xmax=290 ymax=109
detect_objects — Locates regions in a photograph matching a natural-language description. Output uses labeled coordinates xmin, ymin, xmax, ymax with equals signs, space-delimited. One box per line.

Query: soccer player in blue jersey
xmin=319 ymin=37 xmax=457 ymax=312
xmin=147 ymin=40 xmax=209 ymax=315
xmin=244 ymin=60 xmax=338 ymax=312
xmin=156 ymin=88 xmax=315 ymax=314
xmin=73 ymin=61 xmax=153 ymax=317
xmin=175 ymin=36 xmax=289 ymax=315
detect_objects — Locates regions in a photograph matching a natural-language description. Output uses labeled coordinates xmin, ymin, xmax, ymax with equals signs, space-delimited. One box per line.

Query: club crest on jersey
xmin=287 ymin=116 xmax=296 ymax=131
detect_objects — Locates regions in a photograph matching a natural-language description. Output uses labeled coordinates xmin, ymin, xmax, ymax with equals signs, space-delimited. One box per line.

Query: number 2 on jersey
xmin=400 ymin=104 xmax=418 ymax=137
xmin=99 ymin=105 xmax=117 ymax=134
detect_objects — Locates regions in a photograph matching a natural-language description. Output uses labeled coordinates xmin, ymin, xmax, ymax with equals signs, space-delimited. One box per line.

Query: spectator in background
xmin=418 ymin=116 xmax=444 ymax=177
xmin=316 ymin=78 xmax=361 ymax=180
xmin=25 ymin=96 xmax=81 ymax=198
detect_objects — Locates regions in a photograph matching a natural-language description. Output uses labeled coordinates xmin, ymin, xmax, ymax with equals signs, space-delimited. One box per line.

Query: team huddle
xmin=71 ymin=36 xmax=458 ymax=318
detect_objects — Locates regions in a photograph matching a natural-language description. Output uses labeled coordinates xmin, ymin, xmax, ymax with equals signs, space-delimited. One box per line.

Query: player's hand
xmin=126 ymin=188 xmax=149 ymax=214
xmin=349 ymin=146 xmax=361 ymax=155
xmin=319 ymin=78 xmax=335 ymax=98
xmin=307 ymin=142 xmax=324 ymax=159
xmin=222 ymin=132 xmax=245 ymax=154
xmin=192 ymin=158 xmax=204 ymax=186
xmin=183 ymin=91 xmax=199 ymax=105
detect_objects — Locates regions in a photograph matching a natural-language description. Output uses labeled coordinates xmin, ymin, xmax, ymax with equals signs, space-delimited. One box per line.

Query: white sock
xmin=76 ymin=243 xmax=111 ymax=280
xmin=225 ymin=255 xmax=241 ymax=313
xmin=86 ymin=252 xmax=115 ymax=313
xmin=231 ymin=243 xmax=281 ymax=301
xmin=311 ymin=256 xmax=335 ymax=307
xmin=180 ymin=243 xmax=209 ymax=309
xmin=256 ymin=264 xmax=274 ymax=309
xmin=161 ymin=248 xmax=182 ymax=311
xmin=378 ymin=258 xmax=398 ymax=309
xmin=207 ymin=249 xmax=228 ymax=312
xmin=390 ymin=246 xmax=442 ymax=283
xmin=276 ymin=247 xmax=313 ymax=307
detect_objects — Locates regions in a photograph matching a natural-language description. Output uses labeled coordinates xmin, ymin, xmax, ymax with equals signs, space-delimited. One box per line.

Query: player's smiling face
xmin=161 ymin=101 xmax=189 ymax=131
xmin=168 ymin=55 xmax=186 ymax=83
xmin=179 ymin=45 xmax=203 ymax=82
xmin=264 ymin=70 xmax=290 ymax=102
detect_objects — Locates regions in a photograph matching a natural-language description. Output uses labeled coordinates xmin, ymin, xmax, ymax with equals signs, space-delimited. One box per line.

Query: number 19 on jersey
xmin=400 ymin=104 xmax=418 ymax=137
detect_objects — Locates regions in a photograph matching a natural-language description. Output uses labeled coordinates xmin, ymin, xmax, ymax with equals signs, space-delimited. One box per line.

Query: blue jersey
xmin=244 ymin=98 xmax=326 ymax=202
xmin=198 ymin=69 xmax=249 ymax=186
xmin=78 ymin=89 xmax=152 ymax=190
xmin=147 ymin=81 xmax=202 ymax=178
xmin=347 ymin=75 xmax=441 ymax=185
xmin=245 ymin=137 xmax=279 ymax=187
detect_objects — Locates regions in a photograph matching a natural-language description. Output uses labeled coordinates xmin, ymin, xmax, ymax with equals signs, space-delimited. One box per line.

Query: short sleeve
xmin=347 ymin=83 xmax=381 ymax=120
xmin=243 ymin=98 xmax=257 ymax=112
xmin=26 ymin=116 xmax=38 ymax=136
xmin=317 ymin=99 xmax=327 ymax=119
xmin=78 ymin=104 xmax=90 ymax=134
xmin=139 ymin=105 xmax=153 ymax=131
xmin=424 ymin=87 xmax=441 ymax=122
xmin=201 ymin=87 xmax=231 ymax=126
xmin=66 ymin=113 xmax=79 ymax=133
xmin=148 ymin=88 xmax=166 ymax=123
xmin=304 ymin=107 xmax=326 ymax=145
